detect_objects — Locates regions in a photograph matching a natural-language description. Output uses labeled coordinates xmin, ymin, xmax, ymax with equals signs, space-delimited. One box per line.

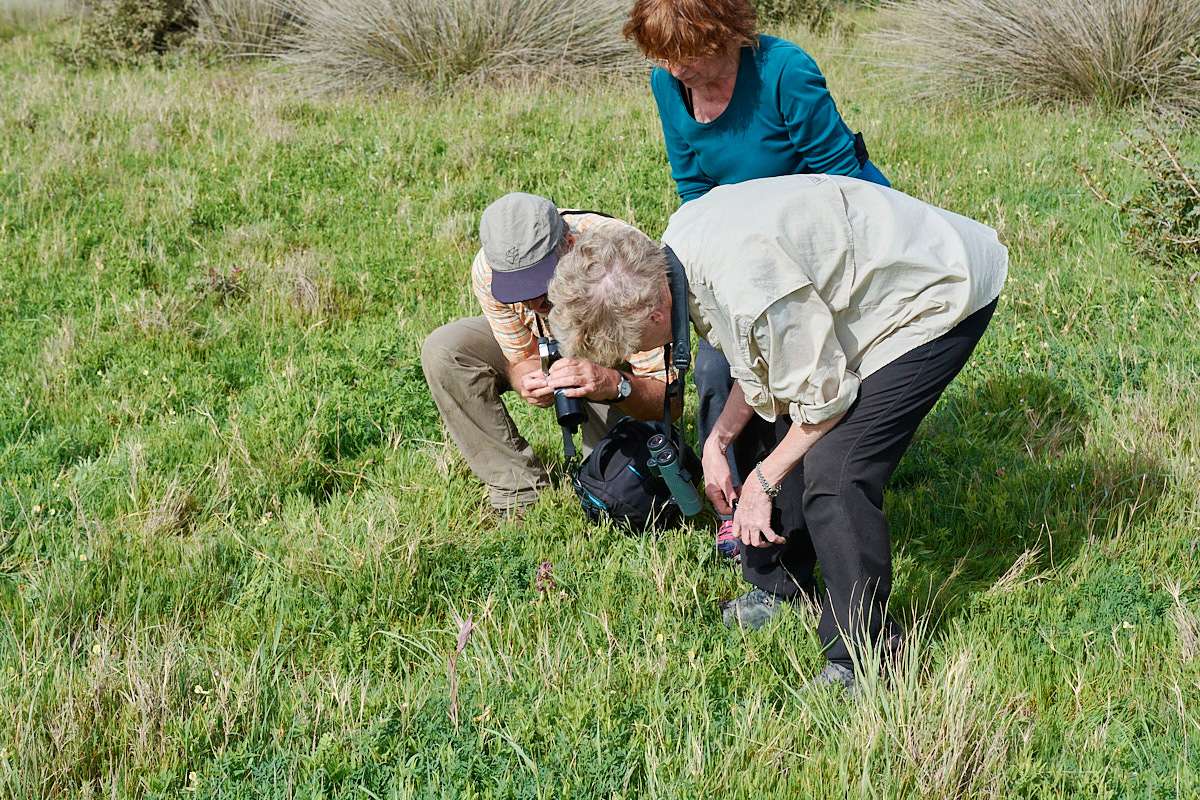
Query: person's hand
xmin=733 ymin=480 xmax=784 ymax=548
xmin=515 ymin=369 xmax=555 ymax=408
xmin=546 ymin=358 xmax=619 ymax=401
xmin=701 ymin=432 xmax=738 ymax=515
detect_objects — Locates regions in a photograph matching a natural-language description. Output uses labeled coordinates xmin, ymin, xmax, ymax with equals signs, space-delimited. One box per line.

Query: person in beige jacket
xmin=548 ymin=174 xmax=1007 ymax=692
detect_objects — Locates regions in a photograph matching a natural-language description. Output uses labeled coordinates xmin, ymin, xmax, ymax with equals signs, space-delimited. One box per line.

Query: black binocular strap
xmin=661 ymin=244 xmax=692 ymax=447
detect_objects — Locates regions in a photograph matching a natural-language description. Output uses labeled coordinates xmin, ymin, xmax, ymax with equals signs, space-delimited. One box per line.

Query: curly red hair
xmin=623 ymin=0 xmax=758 ymax=62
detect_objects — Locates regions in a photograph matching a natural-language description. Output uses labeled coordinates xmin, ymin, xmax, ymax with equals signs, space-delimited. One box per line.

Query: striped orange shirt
xmin=471 ymin=211 xmax=669 ymax=381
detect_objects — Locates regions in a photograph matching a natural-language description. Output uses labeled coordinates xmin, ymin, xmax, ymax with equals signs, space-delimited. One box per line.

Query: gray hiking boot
xmin=806 ymin=662 xmax=857 ymax=696
xmin=721 ymin=588 xmax=794 ymax=630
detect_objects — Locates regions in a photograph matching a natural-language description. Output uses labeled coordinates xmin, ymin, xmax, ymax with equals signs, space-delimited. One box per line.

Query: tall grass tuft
xmin=879 ymin=0 xmax=1200 ymax=116
xmin=279 ymin=0 xmax=640 ymax=91
xmin=0 ymin=0 xmax=79 ymax=38
xmin=193 ymin=0 xmax=297 ymax=56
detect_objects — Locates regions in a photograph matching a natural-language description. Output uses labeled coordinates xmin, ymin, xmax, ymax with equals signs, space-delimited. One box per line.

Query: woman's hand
xmin=733 ymin=480 xmax=784 ymax=548
xmin=701 ymin=433 xmax=738 ymax=515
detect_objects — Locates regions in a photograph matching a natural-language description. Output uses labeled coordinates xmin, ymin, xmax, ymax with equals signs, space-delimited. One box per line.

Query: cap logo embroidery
xmin=505 ymin=245 xmax=521 ymax=265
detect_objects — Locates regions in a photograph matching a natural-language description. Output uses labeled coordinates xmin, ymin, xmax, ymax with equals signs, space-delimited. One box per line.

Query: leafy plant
xmin=753 ymin=0 xmax=835 ymax=36
xmin=57 ymin=0 xmax=195 ymax=67
xmin=1082 ymin=122 xmax=1200 ymax=272
xmin=1121 ymin=126 xmax=1200 ymax=270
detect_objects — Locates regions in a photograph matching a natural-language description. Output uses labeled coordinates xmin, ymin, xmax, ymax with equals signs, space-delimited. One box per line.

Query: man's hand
xmin=508 ymin=358 xmax=554 ymax=408
xmin=516 ymin=370 xmax=554 ymax=407
xmin=701 ymin=432 xmax=738 ymax=515
xmin=545 ymin=358 xmax=619 ymax=402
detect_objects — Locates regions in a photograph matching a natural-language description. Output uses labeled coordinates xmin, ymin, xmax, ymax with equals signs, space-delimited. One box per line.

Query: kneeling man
xmin=547 ymin=175 xmax=1007 ymax=691
xmin=421 ymin=193 xmax=672 ymax=515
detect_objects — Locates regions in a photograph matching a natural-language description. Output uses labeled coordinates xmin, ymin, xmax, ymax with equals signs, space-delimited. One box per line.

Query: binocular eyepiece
xmin=647 ymin=433 xmax=702 ymax=516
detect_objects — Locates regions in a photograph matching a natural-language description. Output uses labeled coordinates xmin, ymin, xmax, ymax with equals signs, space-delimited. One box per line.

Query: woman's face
xmin=660 ymin=45 xmax=738 ymax=88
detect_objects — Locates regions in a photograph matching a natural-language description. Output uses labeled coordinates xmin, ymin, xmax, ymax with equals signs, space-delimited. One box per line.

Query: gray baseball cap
xmin=479 ymin=192 xmax=566 ymax=304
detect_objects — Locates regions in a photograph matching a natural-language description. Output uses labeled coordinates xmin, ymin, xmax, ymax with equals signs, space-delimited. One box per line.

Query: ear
xmin=650 ymin=296 xmax=668 ymax=325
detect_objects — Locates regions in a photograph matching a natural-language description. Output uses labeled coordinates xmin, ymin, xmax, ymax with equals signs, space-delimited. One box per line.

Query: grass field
xmin=1 ymin=12 xmax=1199 ymax=799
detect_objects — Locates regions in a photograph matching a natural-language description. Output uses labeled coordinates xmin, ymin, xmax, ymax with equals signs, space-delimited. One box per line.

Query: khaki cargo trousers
xmin=421 ymin=316 xmax=620 ymax=511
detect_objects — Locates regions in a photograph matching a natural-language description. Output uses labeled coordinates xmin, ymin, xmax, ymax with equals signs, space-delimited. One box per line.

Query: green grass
xmin=2 ymin=15 xmax=1200 ymax=799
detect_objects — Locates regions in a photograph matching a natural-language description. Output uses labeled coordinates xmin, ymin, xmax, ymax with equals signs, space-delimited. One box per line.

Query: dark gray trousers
xmin=742 ymin=300 xmax=998 ymax=668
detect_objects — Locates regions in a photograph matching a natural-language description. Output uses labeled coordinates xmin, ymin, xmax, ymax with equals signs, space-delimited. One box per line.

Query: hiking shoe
xmin=715 ymin=519 xmax=740 ymax=561
xmin=721 ymin=588 xmax=793 ymax=630
xmin=488 ymin=503 xmax=533 ymax=524
xmin=806 ymin=661 xmax=856 ymax=695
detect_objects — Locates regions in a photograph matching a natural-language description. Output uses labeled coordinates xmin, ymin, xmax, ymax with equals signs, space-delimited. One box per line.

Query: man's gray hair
xmin=548 ymin=225 xmax=667 ymax=366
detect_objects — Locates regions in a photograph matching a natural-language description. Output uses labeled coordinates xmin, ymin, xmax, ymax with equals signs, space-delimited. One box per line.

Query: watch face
xmin=618 ymin=375 xmax=632 ymax=399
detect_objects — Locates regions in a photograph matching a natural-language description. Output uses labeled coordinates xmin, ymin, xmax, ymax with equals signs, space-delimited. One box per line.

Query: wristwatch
xmin=613 ymin=371 xmax=633 ymax=402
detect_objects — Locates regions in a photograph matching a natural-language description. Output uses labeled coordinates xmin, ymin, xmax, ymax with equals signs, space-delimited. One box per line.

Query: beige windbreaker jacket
xmin=662 ymin=174 xmax=1008 ymax=425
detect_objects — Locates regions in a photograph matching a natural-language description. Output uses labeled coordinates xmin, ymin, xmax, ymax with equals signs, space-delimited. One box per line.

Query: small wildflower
xmin=91 ymin=643 xmax=102 ymax=655
xmin=193 ymin=684 xmax=209 ymax=696
xmin=78 ymin=553 xmax=88 ymax=562
xmin=32 ymin=504 xmax=42 ymax=515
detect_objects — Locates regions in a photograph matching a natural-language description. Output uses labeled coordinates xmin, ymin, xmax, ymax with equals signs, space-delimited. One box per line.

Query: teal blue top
xmin=652 ymin=35 xmax=869 ymax=203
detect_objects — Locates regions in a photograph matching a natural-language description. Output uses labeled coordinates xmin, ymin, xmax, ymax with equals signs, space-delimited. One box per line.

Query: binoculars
xmin=538 ymin=335 xmax=586 ymax=454
xmin=647 ymin=433 xmax=702 ymax=516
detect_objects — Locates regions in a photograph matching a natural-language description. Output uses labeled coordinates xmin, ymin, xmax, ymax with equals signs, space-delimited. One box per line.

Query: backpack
xmin=571 ymin=417 xmax=701 ymax=532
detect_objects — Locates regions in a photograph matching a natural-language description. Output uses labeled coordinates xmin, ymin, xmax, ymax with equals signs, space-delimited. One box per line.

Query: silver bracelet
xmin=754 ymin=462 xmax=781 ymax=498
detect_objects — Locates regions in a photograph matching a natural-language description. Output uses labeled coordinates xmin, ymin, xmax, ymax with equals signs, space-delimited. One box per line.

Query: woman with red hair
xmin=624 ymin=0 xmax=890 ymax=560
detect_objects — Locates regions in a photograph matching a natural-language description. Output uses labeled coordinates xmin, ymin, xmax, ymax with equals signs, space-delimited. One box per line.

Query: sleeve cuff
xmin=788 ymin=372 xmax=861 ymax=425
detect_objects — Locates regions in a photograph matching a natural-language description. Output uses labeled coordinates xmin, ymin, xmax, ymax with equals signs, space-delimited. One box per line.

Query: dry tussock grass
xmin=850 ymin=639 xmax=1028 ymax=799
xmin=142 ymin=478 xmax=199 ymax=536
xmin=278 ymin=0 xmax=640 ymax=91
xmin=985 ymin=545 xmax=1046 ymax=596
xmin=274 ymin=249 xmax=333 ymax=319
xmin=122 ymin=290 xmax=189 ymax=335
xmin=7 ymin=621 xmax=197 ymax=793
xmin=879 ymin=0 xmax=1200 ymax=116
xmin=194 ymin=0 xmax=298 ymax=56
xmin=38 ymin=318 xmax=76 ymax=393
xmin=1167 ymin=581 xmax=1200 ymax=663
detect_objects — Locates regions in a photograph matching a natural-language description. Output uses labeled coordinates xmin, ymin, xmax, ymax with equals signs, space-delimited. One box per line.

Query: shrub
xmin=1119 ymin=126 xmax=1200 ymax=271
xmin=279 ymin=0 xmax=640 ymax=92
xmin=1081 ymin=122 xmax=1200 ymax=272
xmin=193 ymin=0 xmax=297 ymax=56
xmin=58 ymin=0 xmax=194 ymax=67
xmin=1123 ymin=126 xmax=1200 ymax=271
xmin=753 ymin=0 xmax=835 ymax=36
xmin=879 ymin=0 xmax=1200 ymax=116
